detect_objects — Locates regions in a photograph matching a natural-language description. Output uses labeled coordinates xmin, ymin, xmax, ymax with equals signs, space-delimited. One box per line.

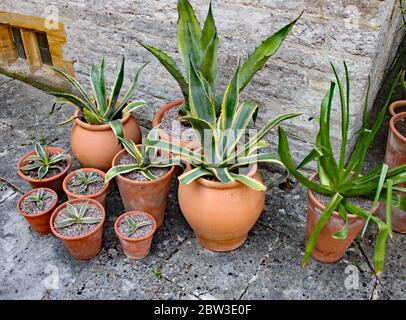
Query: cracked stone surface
xmin=1 ymin=41 xmax=406 ymax=300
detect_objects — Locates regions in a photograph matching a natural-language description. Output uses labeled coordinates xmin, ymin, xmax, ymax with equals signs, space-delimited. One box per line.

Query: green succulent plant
xmin=277 ymin=62 xmax=406 ymax=274
xmin=54 ymin=203 xmax=102 ymax=229
xmin=69 ymin=171 xmax=103 ymax=194
xmin=105 ymin=129 xmax=182 ymax=182
xmin=25 ymin=188 xmax=53 ymax=211
xmin=49 ymin=56 xmax=147 ymax=139
xmin=123 ymin=216 xmax=153 ymax=237
xmin=139 ymin=0 xmax=301 ymax=116
xmin=19 ymin=142 xmax=71 ymax=179
xmin=144 ymin=58 xmax=300 ymax=191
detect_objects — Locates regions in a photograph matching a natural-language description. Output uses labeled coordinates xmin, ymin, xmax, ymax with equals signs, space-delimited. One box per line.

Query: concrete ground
xmin=1 ymin=51 xmax=405 ymax=300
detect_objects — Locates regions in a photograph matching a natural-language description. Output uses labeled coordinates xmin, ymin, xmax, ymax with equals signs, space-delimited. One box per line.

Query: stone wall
xmin=0 ymin=0 xmax=404 ymax=162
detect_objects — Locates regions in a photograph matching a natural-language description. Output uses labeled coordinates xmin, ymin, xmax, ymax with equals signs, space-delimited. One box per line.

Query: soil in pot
xmin=313 ymin=191 xmax=373 ymax=211
xmin=66 ymin=172 xmax=105 ymax=196
xmin=118 ymin=212 xmax=154 ymax=239
xmin=19 ymin=189 xmax=57 ymax=215
xmin=22 ymin=158 xmax=68 ymax=180
xmin=160 ymin=105 xmax=197 ymax=142
xmin=117 ymin=153 xmax=171 ymax=181
xmin=395 ymin=117 xmax=406 ymax=138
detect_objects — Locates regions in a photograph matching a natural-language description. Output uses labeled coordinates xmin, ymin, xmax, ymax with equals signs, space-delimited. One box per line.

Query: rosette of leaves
xmin=19 ymin=142 xmax=71 ymax=179
xmin=49 ymin=56 xmax=147 ymax=139
xmin=25 ymin=188 xmax=52 ymax=211
xmin=70 ymin=171 xmax=103 ymax=194
xmin=54 ymin=203 xmax=101 ymax=229
xmin=124 ymin=216 xmax=152 ymax=237
xmin=277 ymin=62 xmax=406 ymax=274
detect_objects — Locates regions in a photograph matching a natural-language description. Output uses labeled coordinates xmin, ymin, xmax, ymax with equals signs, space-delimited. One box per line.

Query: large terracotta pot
xmin=112 ymin=148 xmax=175 ymax=228
xmin=306 ymin=173 xmax=374 ymax=263
xmin=17 ymin=146 xmax=72 ymax=194
xmin=70 ymin=109 xmax=142 ymax=171
xmin=17 ymin=188 xmax=58 ymax=235
xmin=50 ymin=198 xmax=105 ymax=260
xmin=152 ymin=99 xmax=200 ymax=151
xmin=178 ymin=163 xmax=265 ymax=252
xmin=389 ymin=100 xmax=406 ymax=117
xmin=114 ymin=211 xmax=157 ymax=259
xmin=62 ymin=168 xmax=110 ymax=208
xmin=382 ymin=112 xmax=406 ymax=233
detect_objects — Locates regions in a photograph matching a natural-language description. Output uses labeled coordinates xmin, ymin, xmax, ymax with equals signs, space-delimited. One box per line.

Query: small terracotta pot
xmin=306 ymin=173 xmax=375 ymax=263
xmin=17 ymin=146 xmax=72 ymax=194
xmin=152 ymin=99 xmax=200 ymax=151
xmin=62 ymin=168 xmax=110 ymax=208
xmin=382 ymin=112 xmax=406 ymax=233
xmin=70 ymin=109 xmax=142 ymax=171
xmin=112 ymin=149 xmax=175 ymax=228
xmin=17 ymin=188 xmax=58 ymax=235
xmin=389 ymin=100 xmax=406 ymax=117
xmin=114 ymin=211 xmax=157 ymax=259
xmin=178 ymin=163 xmax=265 ymax=252
xmin=50 ymin=198 xmax=105 ymax=260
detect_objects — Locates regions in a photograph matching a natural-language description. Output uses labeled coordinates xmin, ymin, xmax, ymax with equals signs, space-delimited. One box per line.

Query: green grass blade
xmin=386 ymin=179 xmax=393 ymax=237
xmin=333 ymin=203 xmax=349 ymax=240
xmin=296 ymin=147 xmax=323 ymax=170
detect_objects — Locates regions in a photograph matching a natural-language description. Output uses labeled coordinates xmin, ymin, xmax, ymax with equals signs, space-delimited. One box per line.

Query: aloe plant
xmin=54 ymin=203 xmax=101 ymax=229
xmin=144 ymin=58 xmax=300 ymax=191
xmin=277 ymin=62 xmax=406 ymax=274
xmin=19 ymin=142 xmax=71 ymax=179
xmin=140 ymin=0 xmax=301 ymax=115
xmin=123 ymin=216 xmax=153 ymax=237
xmin=69 ymin=171 xmax=103 ymax=194
xmin=49 ymin=57 xmax=147 ymax=139
xmin=105 ymin=129 xmax=182 ymax=182
xmin=25 ymin=188 xmax=53 ymax=211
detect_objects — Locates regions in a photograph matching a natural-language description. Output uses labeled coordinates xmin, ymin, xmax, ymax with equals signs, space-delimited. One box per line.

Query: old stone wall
xmin=0 ymin=0 xmax=404 ymax=161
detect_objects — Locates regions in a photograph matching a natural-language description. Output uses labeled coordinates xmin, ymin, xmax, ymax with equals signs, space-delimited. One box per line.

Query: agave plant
xmin=25 ymin=188 xmax=53 ymax=211
xmin=144 ymin=58 xmax=300 ymax=190
xmin=19 ymin=142 xmax=71 ymax=179
xmin=123 ymin=216 xmax=153 ymax=237
xmin=69 ymin=171 xmax=103 ymax=194
xmin=105 ymin=129 xmax=182 ymax=182
xmin=54 ymin=202 xmax=102 ymax=229
xmin=277 ymin=62 xmax=406 ymax=273
xmin=49 ymin=56 xmax=147 ymax=139
xmin=140 ymin=0 xmax=301 ymax=115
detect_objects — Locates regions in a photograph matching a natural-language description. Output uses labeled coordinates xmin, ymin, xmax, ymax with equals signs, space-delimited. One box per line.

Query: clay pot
xmin=112 ymin=149 xmax=175 ymax=228
xmin=389 ymin=100 xmax=406 ymax=117
xmin=114 ymin=211 xmax=157 ymax=259
xmin=151 ymin=99 xmax=200 ymax=151
xmin=70 ymin=109 xmax=142 ymax=171
xmin=62 ymin=168 xmax=110 ymax=208
xmin=178 ymin=163 xmax=265 ymax=252
xmin=50 ymin=198 xmax=105 ymax=260
xmin=17 ymin=188 xmax=58 ymax=235
xmin=382 ymin=112 xmax=406 ymax=233
xmin=17 ymin=146 xmax=72 ymax=194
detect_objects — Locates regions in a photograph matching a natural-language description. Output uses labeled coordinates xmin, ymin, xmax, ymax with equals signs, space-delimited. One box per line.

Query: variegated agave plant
xmin=140 ymin=0 xmax=301 ymax=115
xmin=144 ymin=58 xmax=300 ymax=191
xmin=25 ymin=188 xmax=53 ymax=211
xmin=69 ymin=171 xmax=103 ymax=194
xmin=54 ymin=203 xmax=101 ymax=229
xmin=49 ymin=56 xmax=147 ymax=139
xmin=105 ymin=129 xmax=182 ymax=182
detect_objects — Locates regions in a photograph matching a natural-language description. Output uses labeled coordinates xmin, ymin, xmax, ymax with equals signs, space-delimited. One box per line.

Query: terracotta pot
xmin=17 ymin=188 xmax=58 ymax=235
xmin=114 ymin=211 xmax=157 ymax=259
xmin=382 ymin=112 xmax=406 ymax=233
xmin=50 ymin=198 xmax=105 ymax=260
xmin=178 ymin=163 xmax=265 ymax=252
xmin=112 ymin=149 xmax=175 ymax=228
xmin=70 ymin=109 xmax=142 ymax=171
xmin=17 ymin=146 xmax=72 ymax=194
xmin=62 ymin=168 xmax=110 ymax=208
xmin=152 ymin=99 xmax=200 ymax=151
xmin=389 ymin=100 xmax=406 ymax=117
xmin=306 ymin=173 xmax=376 ymax=263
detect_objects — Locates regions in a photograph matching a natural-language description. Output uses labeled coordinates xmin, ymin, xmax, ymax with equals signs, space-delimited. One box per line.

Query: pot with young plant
xmin=17 ymin=188 xmax=58 ymax=235
xmin=106 ymin=129 xmax=181 ymax=228
xmin=17 ymin=142 xmax=72 ymax=193
xmin=145 ymin=60 xmax=299 ymax=252
xmin=63 ymin=168 xmax=109 ymax=208
xmin=49 ymin=57 xmax=147 ymax=171
xmin=50 ymin=199 xmax=105 ymax=260
xmin=278 ymin=62 xmax=406 ymax=274
xmin=142 ymin=0 xmax=301 ymax=149
xmin=114 ymin=211 xmax=157 ymax=259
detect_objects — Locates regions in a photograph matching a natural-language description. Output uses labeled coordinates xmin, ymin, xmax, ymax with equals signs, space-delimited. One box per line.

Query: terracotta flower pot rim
xmin=50 ymin=198 xmax=106 ymax=241
xmin=62 ymin=168 xmax=110 ymax=199
xmin=389 ymin=100 xmax=406 ymax=117
xmin=151 ymin=98 xmax=184 ymax=128
xmin=17 ymin=147 xmax=72 ymax=184
xmin=73 ymin=109 xmax=133 ymax=132
xmin=389 ymin=111 xmax=406 ymax=144
xmin=114 ymin=210 xmax=157 ymax=242
xmin=17 ymin=187 xmax=58 ymax=218
xmin=111 ymin=148 xmax=176 ymax=185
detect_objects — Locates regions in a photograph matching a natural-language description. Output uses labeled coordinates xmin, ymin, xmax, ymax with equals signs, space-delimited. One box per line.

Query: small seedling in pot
xmin=69 ymin=171 xmax=103 ymax=194
xmin=54 ymin=203 xmax=101 ymax=229
xmin=25 ymin=188 xmax=53 ymax=211
xmin=19 ymin=142 xmax=71 ymax=179
xmin=124 ymin=215 xmax=152 ymax=237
